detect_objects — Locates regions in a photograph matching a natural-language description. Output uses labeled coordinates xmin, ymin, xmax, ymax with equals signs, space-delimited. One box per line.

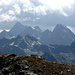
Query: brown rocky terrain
xmin=0 ymin=52 xmax=75 ymax=75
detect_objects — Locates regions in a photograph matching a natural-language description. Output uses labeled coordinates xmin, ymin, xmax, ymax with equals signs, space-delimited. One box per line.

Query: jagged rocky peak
xmin=34 ymin=26 xmax=41 ymax=31
xmin=43 ymin=29 xmax=51 ymax=33
xmin=0 ymin=30 xmax=13 ymax=39
xmin=12 ymin=22 xmax=25 ymax=29
xmin=28 ymin=26 xmax=34 ymax=29
xmin=9 ymin=22 xmax=26 ymax=36
xmin=56 ymin=24 xmax=67 ymax=28
xmin=49 ymin=24 xmax=75 ymax=45
xmin=53 ymin=24 xmax=67 ymax=32
xmin=53 ymin=24 xmax=75 ymax=34
xmin=13 ymin=22 xmax=25 ymax=28
xmin=1 ymin=30 xmax=6 ymax=33
xmin=15 ymin=22 xmax=22 ymax=26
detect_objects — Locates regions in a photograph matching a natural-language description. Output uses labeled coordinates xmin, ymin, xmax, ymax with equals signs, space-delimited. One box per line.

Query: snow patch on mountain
xmin=9 ymin=42 xmax=14 ymax=46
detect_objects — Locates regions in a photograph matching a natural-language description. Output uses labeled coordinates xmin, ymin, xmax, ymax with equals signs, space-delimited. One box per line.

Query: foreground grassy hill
xmin=0 ymin=53 xmax=75 ymax=75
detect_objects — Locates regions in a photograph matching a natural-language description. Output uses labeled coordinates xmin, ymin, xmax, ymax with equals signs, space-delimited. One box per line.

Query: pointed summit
xmin=15 ymin=22 xmax=22 ymax=25
xmin=53 ymin=24 xmax=67 ymax=32
xmin=20 ymin=26 xmax=41 ymax=38
xmin=34 ymin=26 xmax=41 ymax=31
xmin=14 ymin=22 xmax=25 ymax=27
xmin=55 ymin=24 xmax=66 ymax=28
xmin=50 ymin=24 xmax=75 ymax=45
xmin=0 ymin=30 xmax=13 ymax=39
xmin=9 ymin=22 xmax=28 ymax=36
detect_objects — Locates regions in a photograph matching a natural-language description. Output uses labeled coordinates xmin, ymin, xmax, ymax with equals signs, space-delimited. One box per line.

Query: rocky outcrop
xmin=0 ymin=53 xmax=75 ymax=75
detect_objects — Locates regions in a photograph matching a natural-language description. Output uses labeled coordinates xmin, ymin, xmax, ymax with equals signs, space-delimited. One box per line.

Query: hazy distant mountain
xmin=0 ymin=30 xmax=13 ymax=39
xmin=34 ymin=26 xmax=42 ymax=31
xmin=49 ymin=24 xmax=75 ymax=45
xmin=9 ymin=22 xmax=28 ymax=36
xmin=40 ymin=29 xmax=52 ymax=44
xmin=9 ymin=22 xmax=75 ymax=45
xmin=20 ymin=26 xmax=42 ymax=38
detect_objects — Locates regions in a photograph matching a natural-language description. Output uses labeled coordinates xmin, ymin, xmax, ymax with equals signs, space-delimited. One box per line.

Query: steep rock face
xmin=49 ymin=24 xmax=75 ymax=45
xmin=9 ymin=22 xmax=28 ymax=36
xmin=0 ymin=53 xmax=75 ymax=75
xmin=0 ymin=30 xmax=13 ymax=39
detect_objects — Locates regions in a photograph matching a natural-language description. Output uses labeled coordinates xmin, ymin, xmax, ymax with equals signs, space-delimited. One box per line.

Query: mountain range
xmin=0 ymin=34 xmax=75 ymax=65
xmin=0 ymin=22 xmax=75 ymax=65
xmin=0 ymin=30 xmax=13 ymax=39
xmin=9 ymin=22 xmax=28 ymax=36
xmin=49 ymin=24 xmax=75 ymax=45
xmin=0 ymin=35 xmax=51 ymax=56
xmin=0 ymin=22 xmax=75 ymax=45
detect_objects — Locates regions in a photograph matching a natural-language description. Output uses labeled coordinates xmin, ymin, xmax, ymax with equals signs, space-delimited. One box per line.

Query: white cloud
xmin=38 ymin=0 xmax=75 ymax=16
xmin=0 ymin=8 xmax=3 ymax=12
xmin=38 ymin=0 xmax=75 ymax=10
xmin=21 ymin=0 xmax=75 ymax=16
xmin=23 ymin=4 xmax=47 ymax=15
xmin=36 ymin=17 xmax=40 ymax=20
xmin=20 ymin=0 xmax=31 ymax=6
xmin=33 ymin=5 xmax=47 ymax=15
xmin=22 ymin=17 xmax=31 ymax=21
xmin=0 ymin=14 xmax=17 ymax=22
xmin=6 ymin=29 xmax=10 ymax=32
xmin=0 ymin=0 xmax=75 ymax=16
xmin=0 ymin=0 xmax=75 ymax=23
xmin=0 ymin=29 xmax=3 ymax=33
xmin=0 ymin=0 xmax=12 ymax=5
xmin=8 ymin=10 xmax=15 ymax=15
xmin=67 ymin=26 xmax=75 ymax=34
xmin=13 ymin=4 xmax=21 ymax=14
xmin=60 ymin=9 xmax=69 ymax=16
xmin=22 ymin=4 xmax=33 ymax=12
xmin=0 ymin=1 xmax=2 ymax=6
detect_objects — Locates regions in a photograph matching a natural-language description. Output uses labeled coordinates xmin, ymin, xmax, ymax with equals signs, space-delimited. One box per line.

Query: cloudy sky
xmin=0 ymin=0 xmax=75 ymax=33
